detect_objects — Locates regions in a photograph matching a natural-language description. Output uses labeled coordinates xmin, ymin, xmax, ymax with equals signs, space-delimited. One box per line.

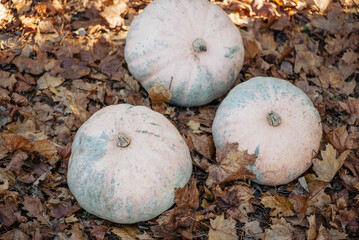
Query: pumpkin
xmin=67 ymin=104 xmax=192 ymax=224
xmin=212 ymin=77 xmax=322 ymax=186
xmin=125 ymin=0 xmax=245 ymax=107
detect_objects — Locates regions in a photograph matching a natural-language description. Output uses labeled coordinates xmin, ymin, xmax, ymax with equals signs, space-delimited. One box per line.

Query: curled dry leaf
xmin=111 ymin=226 xmax=141 ymax=240
xmin=1 ymin=134 xmax=32 ymax=153
xmin=213 ymin=184 xmax=255 ymax=222
xmin=123 ymin=74 xmax=140 ymax=93
xmin=261 ymin=194 xmax=295 ymax=217
xmin=337 ymin=209 xmax=359 ymax=234
xmin=312 ymin=144 xmax=351 ymax=182
xmin=22 ymin=196 xmax=50 ymax=225
xmin=306 ymin=215 xmax=317 ymax=240
xmin=290 ymin=193 xmax=309 ymax=222
xmin=100 ymin=1 xmax=127 ymax=28
xmin=316 ymin=224 xmax=348 ymax=240
xmin=313 ymin=0 xmax=331 ymax=12
xmin=188 ymin=132 xmax=214 ymax=159
xmin=0 ymin=71 xmax=17 ymax=92
xmin=208 ymin=214 xmax=237 ymax=240
xmin=5 ymin=150 xmax=28 ymax=174
xmin=148 ymin=83 xmax=171 ymax=112
xmin=187 ymin=119 xmax=201 ymax=133
xmin=174 ymin=177 xmax=199 ymax=210
xmin=327 ymin=125 xmax=349 ymax=151
xmin=36 ymin=72 xmax=65 ymax=90
xmin=206 ymin=143 xmax=256 ymax=187
xmin=152 ymin=177 xmax=199 ymax=238
xmin=33 ymin=139 xmax=60 ymax=166
xmin=0 ymin=191 xmax=19 ymax=227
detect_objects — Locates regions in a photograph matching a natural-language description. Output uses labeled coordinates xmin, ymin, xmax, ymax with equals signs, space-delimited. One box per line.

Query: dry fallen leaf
xmin=100 ymin=1 xmax=127 ymax=28
xmin=313 ymin=0 xmax=331 ymax=12
xmin=243 ymin=221 xmax=263 ymax=239
xmin=208 ymin=214 xmax=237 ymax=240
xmin=1 ymin=134 xmax=32 ymax=153
xmin=304 ymin=174 xmax=331 ymax=214
xmin=213 ymin=184 xmax=255 ymax=222
xmin=316 ymin=224 xmax=348 ymax=240
xmin=187 ymin=119 xmax=201 ymax=133
xmin=5 ymin=150 xmax=27 ymax=174
xmin=37 ymin=72 xmax=65 ymax=90
xmin=188 ymin=132 xmax=214 ymax=159
xmin=137 ymin=231 xmax=155 ymax=240
xmin=22 ymin=196 xmax=50 ymax=225
xmin=290 ymin=193 xmax=309 ymax=222
xmin=148 ymin=83 xmax=171 ymax=112
xmin=152 ymin=177 xmax=199 ymax=238
xmin=337 ymin=209 xmax=359 ymax=234
xmin=0 ymin=4 xmax=12 ymax=26
xmin=262 ymin=218 xmax=294 ymax=240
xmin=68 ymin=223 xmax=89 ymax=240
xmin=261 ymin=194 xmax=295 ymax=217
xmin=206 ymin=143 xmax=256 ymax=187
xmin=0 ymin=71 xmax=17 ymax=91
xmin=123 ymin=74 xmax=140 ymax=93
xmin=174 ymin=177 xmax=199 ymax=210
xmin=294 ymin=45 xmax=323 ymax=74
xmin=33 ymin=139 xmax=60 ymax=166
xmin=111 ymin=226 xmax=141 ymax=240
xmin=327 ymin=125 xmax=349 ymax=151
xmin=306 ymin=215 xmax=317 ymax=240
xmin=318 ymin=66 xmax=344 ymax=89
xmin=312 ymin=144 xmax=351 ymax=182
xmin=0 ymin=229 xmax=29 ymax=240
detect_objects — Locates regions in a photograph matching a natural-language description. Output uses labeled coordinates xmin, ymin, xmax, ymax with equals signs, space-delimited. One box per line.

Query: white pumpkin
xmin=125 ymin=0 xmax=245 ymax=107
xmin=212 ymin=77 xmax=322 ymax=186
xmin=67 ymin=104 xmax=192 ymax=224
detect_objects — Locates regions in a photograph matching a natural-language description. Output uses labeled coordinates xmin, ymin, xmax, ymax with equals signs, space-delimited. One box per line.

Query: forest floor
xmin=0 ymin=0 xmax=358 ymax=239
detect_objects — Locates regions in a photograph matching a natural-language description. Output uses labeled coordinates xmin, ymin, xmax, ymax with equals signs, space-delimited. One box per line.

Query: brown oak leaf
xmin=262 ymin=218 xmax=294 ymax=240
xmin=188 ymin=132 xmax=214 ymax=159
xmin=33 ymin=139 xmax=60 ymax=166
xmin=208 ymin=214 xmax=238 ymax=240
xmin=213 ymin=184 xmax=255 ymax=222
xmin=22 ymin=196 xmax=50 ymax=225
xmin=312 ymin=144 xmax=350 ymax=182
xmin=5 ymin=150 xmax=28 ymax=174
xmin=206 ymin=143 xmax=256 ymax=187
xmin=48 ymin=199 xmax=80 ymax=218
xmin=261 ymin=194 xmax=295 ymax=217
xmin=1 ymin=134 xmax=32 ymax=153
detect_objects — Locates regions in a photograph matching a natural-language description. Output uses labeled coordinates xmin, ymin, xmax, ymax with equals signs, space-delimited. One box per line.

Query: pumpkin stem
xmin=267 ymin=111 xmax=281 ymax=127
xmin=193 ymin=39 xmax=207 ymax=52
xmin=117 ymin=132 xmax=131 ymax=147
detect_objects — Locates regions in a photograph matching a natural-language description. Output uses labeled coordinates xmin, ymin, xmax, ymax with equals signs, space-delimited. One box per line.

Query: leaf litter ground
xmin=0 ymin=0 xmax=358 ymax=239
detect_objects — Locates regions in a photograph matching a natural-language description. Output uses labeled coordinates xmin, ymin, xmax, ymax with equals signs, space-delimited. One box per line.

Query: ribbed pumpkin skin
xmin=67 ymin=104 xmax=192 ymax=224
xmin=125 ymin=0 xmax=244 ymax=107
xmin=212 ymin=77 xmax=322 ymax=186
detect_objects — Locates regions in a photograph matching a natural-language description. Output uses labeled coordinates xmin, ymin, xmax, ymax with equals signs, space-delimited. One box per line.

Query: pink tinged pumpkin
xmin=212 ymin=77 xmax=322 ymax=186
xmin=125 ymin=0 xmax=245 ymax=107
xmin=67 ymin=104 xmax=192 ymax=224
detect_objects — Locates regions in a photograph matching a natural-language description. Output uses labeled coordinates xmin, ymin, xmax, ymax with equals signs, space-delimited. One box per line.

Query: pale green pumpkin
xmin=67 ymin=104 xmax=192 ymax=224
xmin=125 ymin=0 xmax=244 ymax=107
xmin=212 ymin=77 xmax=322 ymax=186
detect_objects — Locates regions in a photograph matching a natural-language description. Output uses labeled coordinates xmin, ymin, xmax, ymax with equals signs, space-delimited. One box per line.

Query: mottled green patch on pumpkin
xmin=225 ymin=45 xmax=240 ymax=59
xmin=245 ymin=160 xmax=265 ymax=183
